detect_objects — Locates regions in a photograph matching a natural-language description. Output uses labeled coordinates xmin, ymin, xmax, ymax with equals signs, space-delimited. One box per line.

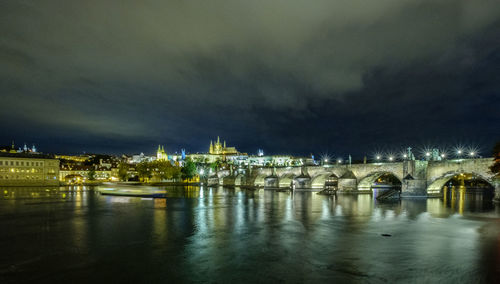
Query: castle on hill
xmin=209 ymin=136 xmax=238 ymax=155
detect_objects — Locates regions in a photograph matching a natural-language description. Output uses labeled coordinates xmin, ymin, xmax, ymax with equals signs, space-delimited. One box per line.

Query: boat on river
xmin=97 ymin=185 xmax=167 ymax=198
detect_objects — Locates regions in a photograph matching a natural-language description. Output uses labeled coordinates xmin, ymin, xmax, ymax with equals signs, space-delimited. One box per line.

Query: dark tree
xmin=181 ymin=158 xmax=197 ymax=179
xmin=136 ymin=161 xmax=152 ymax=182
xmin=118 ymin=162 xmax=130 ymax=181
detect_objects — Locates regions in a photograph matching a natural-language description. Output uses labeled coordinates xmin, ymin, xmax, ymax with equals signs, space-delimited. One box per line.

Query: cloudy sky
xmin=1 ymin=0 xmax=499 ymax=157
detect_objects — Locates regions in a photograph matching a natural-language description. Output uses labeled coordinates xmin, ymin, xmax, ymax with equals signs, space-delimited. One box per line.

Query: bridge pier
xmin=337 ymin=170 xmax=357 ymax=193
xmin=294 ymin=176 xmax=311 ymax=189
xmin=264 ymin=176 xmax=279 ymax=188
xmin=401 ymin=178 xmax=427 ymax=197
xmin=207 ymin=175 xmax=219 ymax=186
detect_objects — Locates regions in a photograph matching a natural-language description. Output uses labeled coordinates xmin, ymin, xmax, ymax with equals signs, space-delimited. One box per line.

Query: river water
xmin=0 ymin=186 xmax=499 ymax=283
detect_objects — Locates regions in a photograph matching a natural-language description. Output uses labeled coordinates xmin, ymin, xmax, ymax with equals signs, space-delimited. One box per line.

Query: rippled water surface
xmin=1 ymin=186 xmax=499 ymax=283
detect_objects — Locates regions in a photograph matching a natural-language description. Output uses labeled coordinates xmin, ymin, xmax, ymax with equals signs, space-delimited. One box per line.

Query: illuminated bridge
xmin=213 ymin=158 xmax=498 ymax=198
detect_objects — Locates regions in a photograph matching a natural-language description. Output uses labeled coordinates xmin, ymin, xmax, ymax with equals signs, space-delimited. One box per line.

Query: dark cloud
xmin=0 ymin=0 xmax=499 ymax=157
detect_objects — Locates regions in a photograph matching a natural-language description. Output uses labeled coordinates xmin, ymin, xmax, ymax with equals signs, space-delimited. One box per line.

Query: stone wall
xmin=402 ymin=179 xmax=427 ymax=197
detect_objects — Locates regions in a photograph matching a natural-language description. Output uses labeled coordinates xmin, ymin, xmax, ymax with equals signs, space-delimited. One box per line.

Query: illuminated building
xmin=129 ymin=152 xmax=155 ymax=164
xmin=0 ymin=141 xmax=22 ymax=154
xmin=209 ymin=137 xmax=238 ymax=155
xmin=0 ymin=153 xmax=59 ymax=186
xmin=54 ymin=154 xmax=91 ymax=163
xmin=59 ymin=165 xmax=119 ymax=183
xmin=157 ymin=145 xmax=168 ymax=161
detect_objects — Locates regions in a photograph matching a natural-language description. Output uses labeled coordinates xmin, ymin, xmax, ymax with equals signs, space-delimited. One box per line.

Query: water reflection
xmin=0 ymin=185 xmax=499 ymax=283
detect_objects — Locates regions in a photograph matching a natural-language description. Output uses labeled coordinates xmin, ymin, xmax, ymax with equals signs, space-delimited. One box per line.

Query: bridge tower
xmin=401 ymin=147 xmax=427 ymax=197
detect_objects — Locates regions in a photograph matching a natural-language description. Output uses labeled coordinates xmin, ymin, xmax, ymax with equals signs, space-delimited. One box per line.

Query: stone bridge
xmin=213 ymin=158 xmax=496 ymax=197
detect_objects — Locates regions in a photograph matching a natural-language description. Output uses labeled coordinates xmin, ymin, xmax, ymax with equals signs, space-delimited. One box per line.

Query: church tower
xmin=157 ymin=145 xmax=161 ymax=160
xmin=157 ymin=145 xmax=168 ymax=161
xmin=9 ymin=141 xmax=17 ymax=153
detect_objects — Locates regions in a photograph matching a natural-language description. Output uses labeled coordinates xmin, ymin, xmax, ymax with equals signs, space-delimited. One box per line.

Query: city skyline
xmin=1 ymin=137 xmax=489 ymax=160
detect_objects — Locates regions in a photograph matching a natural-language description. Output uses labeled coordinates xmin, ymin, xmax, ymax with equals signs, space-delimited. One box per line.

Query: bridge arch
xmin=357 ymin=172 xmax=402 ymax=192
xmin=427 ymin=172 xmax=494 ymax=196
xmin=311 ymin=173 xmax=335 ymax=189
xmin=253 ymin=173 xmax=267 ymax=187
xmin=279 ymin=173 xmax=296 ymax=188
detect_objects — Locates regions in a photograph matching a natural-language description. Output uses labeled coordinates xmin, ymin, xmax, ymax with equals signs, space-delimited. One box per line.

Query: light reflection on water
xmin=0 ymin=185 xmax=499 ymax=283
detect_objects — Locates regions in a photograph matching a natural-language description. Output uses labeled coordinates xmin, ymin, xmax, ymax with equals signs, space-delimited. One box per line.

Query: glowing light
xmin=337 ymin=159 xmax=342 ymax=164
xmin=389 ymin=156 xmax=393 ymax=161
xmin=440 ymin=154 xmax=445 ymax=158
xmin=403 ymin=154 xmax=407 ymax=158
xmin=469 ymin=152 xmax=475 ymax=156
xmin=376 ymin=156 xmax=381 ymax=160
xmin=457 ymin=150 xmax=462 ymax=154
xmin=425 ymin=152 xmax=430 ymax=157
xmin=324 ymin=159 xmax=328 ymax=162
xmin=199 ymin=169 xmax=204 ymax=175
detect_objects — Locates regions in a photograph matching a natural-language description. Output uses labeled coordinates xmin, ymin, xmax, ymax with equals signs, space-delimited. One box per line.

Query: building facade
xmin=0 ymin=153 xmax=60 ymax=186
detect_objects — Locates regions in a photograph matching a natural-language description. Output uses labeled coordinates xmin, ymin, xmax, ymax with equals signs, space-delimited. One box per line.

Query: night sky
xmin=1 ymin=1 xmax=499 ymax=158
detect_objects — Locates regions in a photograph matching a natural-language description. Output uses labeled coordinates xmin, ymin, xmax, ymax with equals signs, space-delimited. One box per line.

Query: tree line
xmin=118 ymin=158 xmax=198 ymax=182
